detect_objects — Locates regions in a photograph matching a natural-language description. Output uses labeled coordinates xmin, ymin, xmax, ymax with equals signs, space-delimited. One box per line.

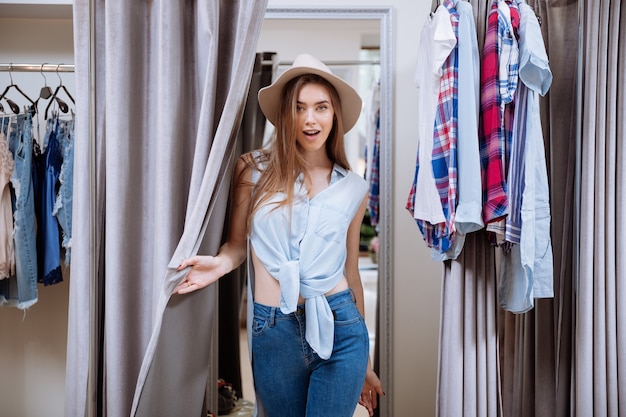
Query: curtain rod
xmin=0 ymin=63 xmax=75 ymax=73
xmin=277 ymin=59 xmax=380 ymax=67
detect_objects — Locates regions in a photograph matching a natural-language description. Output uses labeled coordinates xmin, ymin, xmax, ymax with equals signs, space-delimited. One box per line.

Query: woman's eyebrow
xmin=296 ymin=100 xmax=330 ymax=105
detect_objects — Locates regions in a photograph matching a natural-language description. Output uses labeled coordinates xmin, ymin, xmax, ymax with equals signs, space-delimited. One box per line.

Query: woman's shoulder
xmin=344 ymin=168 xmax=368 ymax=188
xmin=332 ymin=167 xmax=368 ymax=199
xmin=238 ymin=149 xmax=269 ymax=184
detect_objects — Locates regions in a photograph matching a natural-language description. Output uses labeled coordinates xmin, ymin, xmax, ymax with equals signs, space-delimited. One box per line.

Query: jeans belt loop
xmin=269 ymin=306 xmax=276 ymax=327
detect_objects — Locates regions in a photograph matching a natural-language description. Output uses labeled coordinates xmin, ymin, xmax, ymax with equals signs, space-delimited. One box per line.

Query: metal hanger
xmin=0 ymin=63 xmax=36 ymax=114
xmin=44 ymin=64 xmax=74 ymax=119
xmin=39 ymin=63 xmax=53 ymax=100
xmin=34 ymin=63 xmax=54 ymax=112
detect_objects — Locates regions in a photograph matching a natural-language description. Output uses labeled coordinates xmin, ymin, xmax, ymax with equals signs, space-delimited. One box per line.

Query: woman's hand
xmin=174 ymin=255 xmax=227 ymax=294
xmin=358 ymin=367 xmax=385 ymax=416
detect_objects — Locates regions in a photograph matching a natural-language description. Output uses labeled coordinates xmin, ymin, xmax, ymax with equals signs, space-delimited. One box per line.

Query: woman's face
xmin=294 ymin=82 xmax=335 ymax=154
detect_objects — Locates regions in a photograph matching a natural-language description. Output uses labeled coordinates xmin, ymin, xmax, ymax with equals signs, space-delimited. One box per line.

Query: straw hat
xmin=258 ymin=53 xmax=362 ymax=133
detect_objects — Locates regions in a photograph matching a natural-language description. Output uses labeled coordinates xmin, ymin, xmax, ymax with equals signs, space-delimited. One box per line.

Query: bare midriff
xmin=251 ymin=248 xmax=348 ymax=306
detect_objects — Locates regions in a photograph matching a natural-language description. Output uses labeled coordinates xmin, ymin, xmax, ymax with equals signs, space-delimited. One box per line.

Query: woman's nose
xmin=305 ymin=108 xmax=316 ymax=123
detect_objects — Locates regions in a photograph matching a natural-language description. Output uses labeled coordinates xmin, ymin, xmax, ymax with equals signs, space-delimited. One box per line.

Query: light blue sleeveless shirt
xmin=249 ymin=154 xmax=368 ymax=359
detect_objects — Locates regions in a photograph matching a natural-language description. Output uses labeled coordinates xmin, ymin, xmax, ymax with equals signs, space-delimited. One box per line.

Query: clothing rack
xmin=3 ymin=61 xmax=379 ymax=72
xmin=0 ymin=63 xmax=75 ymax=73
xmin=277 ymin=59 xmax=380 ymax=67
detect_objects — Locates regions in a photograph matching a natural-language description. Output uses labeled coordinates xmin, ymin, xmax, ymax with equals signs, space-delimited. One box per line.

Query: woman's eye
xmin=317 ymin=105 xmax=328 ymax=111
xmin=296 ymin=106 xmax=304 ymax=112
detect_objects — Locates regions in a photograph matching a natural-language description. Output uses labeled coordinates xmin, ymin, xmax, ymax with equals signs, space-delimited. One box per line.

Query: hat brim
xmin=258 ymin=54 xmax=362 ymax=133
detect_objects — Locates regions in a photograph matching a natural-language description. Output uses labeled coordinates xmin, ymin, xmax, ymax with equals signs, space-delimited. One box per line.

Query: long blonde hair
xmin=249 ymin=74 xmax=351 ymax=223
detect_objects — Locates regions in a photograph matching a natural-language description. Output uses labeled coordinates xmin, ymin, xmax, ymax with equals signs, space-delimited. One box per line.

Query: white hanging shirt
xmin=412 ymin=6 xmax=456 ymax=224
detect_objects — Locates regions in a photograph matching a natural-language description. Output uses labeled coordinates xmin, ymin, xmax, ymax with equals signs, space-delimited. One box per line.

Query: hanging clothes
xmin=34 ymin=115 xmax=64 ymax=286
xmin=447 ymin=0 xmax=484 ymax=255
xmin=0 ymin=125 xmax=15 ymax=279
xmin=365 ymin=82 xmax=380 ymax=227
xmin=31 ymin=113 xmax=75 ymax=285
xmin=427 ymin=0 xmax=485 ymax=262
xmin=0 ymin=106 xmax=75 ymax=308
xmin=479 ymin=0 xmax=520 ymax=238
xmin=488 ymin=0 xmax=521 ymax=245
xmin=406 ymin=0 xmax=554 ymax=298
xmin=424 ymin=0 xmax=460 ymax=256
xmin=498 ymin=2 xmax=554 ymax=313
xmin=53 ymin=116 xmax=75 ymax=264
xmin=408 ymin=0 xmax=484 ymax=261
xmin=406 ymin=4 xmax=456 ymax=249
xmin=0 ymin=113 xmax=38 ymax=309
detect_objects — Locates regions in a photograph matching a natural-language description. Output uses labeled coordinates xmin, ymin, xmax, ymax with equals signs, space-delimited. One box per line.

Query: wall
xmin=0 ymin=1 xmax=442 ymax=416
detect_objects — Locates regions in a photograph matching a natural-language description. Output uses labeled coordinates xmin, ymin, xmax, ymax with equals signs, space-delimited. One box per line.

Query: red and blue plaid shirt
xmin=479 ymin=0 xmax=520 ymax=227
xmin=367 ymin=109 xmax=380 ymax=226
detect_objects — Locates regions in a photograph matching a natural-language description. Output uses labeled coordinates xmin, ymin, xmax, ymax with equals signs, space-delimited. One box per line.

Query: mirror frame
xmin=263 ymin=7 xmax=394 ymax=416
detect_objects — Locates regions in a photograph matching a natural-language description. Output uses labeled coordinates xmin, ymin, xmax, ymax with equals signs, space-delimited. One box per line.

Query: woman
xmin=175 ymin=54 xmax=384 ymax=417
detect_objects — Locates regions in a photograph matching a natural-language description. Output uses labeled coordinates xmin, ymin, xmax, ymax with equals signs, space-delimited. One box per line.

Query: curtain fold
xmin=496 ymin=1 xmax=579 ymax=417
xmin=66 ymin=2 xmax=268 ymax=416
xmin=65 ymin=1 xmax=107 ymax=415
xmin=576 ymin=1 xmax=626 ymax=416
xmin=438 ymin=231 xmax=500 ymax=417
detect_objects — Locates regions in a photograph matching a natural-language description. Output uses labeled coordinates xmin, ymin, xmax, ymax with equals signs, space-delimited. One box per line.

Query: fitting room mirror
xmin=214 ymin=7 xmax=393 ymax=417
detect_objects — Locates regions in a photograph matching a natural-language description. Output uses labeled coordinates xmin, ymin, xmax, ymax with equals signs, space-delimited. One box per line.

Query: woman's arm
xmin=175 ymin=155 xmax=253 ymax=294
xmin=346 ymin=195 xmax=385 ymax=416
xmin=345 ymin=196 xmax=368 ymax=316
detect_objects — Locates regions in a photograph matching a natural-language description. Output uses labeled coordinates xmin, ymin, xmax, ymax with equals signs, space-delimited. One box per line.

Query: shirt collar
xmin=331 ymin=164 xmax=348 ymax=184
xmin=296 ymin=163 xmax=348 ymax=186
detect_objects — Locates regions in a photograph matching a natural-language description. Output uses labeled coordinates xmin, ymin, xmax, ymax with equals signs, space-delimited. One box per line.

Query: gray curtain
xmin=66 ymin=1 xmax=268 ymax=416
xmin=576 ymin=1 xmax=626 ymax=415
xmin=438 ymin=231 xmax=500 ymax=417
xmin=497 ymin=1 xmax=579 ymax=416
xmin=437 ymin=1 xmax=579 ymax=416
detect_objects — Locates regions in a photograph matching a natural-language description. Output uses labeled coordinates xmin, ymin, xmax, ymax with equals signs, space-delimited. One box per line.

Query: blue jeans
xmin=38 ymin=116 xmax=62 ymax=285
xmin=53 ymin=117 xmax=74 ymax=264
xmin=0 ymin=114 xmax=38 ymax=308
xmin=251 ymin=289 xmax=369 ymax=417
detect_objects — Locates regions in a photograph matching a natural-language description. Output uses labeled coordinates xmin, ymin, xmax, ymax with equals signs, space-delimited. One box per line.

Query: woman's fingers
xmin=359 ymin=391 xmax=374 ymax=415
xmin=174 ymin=277 xmax=198 ymax=294
xmin=177 ymin=256 xmax=198 ymax=270
xmin=174 ymin=256 xmax=222 ymax=294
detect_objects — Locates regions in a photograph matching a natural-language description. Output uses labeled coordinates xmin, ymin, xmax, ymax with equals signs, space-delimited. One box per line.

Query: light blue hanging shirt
xmin=249 ymin=156 xmax=368 ymax=360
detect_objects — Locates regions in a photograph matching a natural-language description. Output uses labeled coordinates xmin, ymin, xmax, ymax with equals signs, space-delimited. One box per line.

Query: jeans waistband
xmin=325 ymin=288 xmax=356 ymax=308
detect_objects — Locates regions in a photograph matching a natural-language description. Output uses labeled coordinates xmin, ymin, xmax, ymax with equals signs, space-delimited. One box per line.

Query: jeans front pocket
xmin=251 ymin=302 xmax=274 ymax=337
xmin=332 ymin=298 xmax=363 ymax=327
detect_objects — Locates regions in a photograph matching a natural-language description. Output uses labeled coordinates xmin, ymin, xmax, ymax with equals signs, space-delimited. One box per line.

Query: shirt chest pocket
xmin=311 ymin=203 xmax=351 ymax=246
